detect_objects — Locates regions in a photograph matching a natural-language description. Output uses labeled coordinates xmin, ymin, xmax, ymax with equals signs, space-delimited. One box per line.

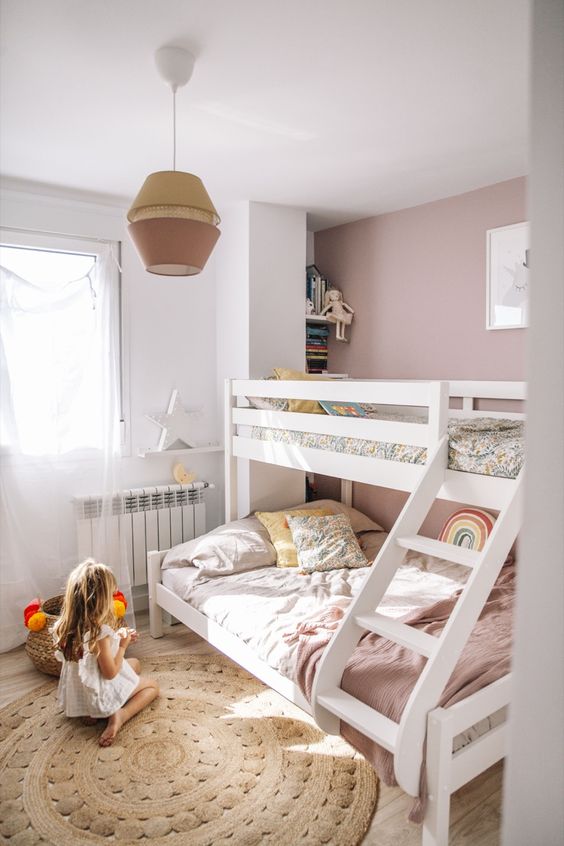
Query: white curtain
xmin=0 ymin=242 xmax=133 ymax=652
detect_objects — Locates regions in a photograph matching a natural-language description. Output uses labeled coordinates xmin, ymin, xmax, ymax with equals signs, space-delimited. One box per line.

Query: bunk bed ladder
xmin=311 ymin=443 xmax=523 ymax=797
xmin=311 ymin=433 xmax=449 ymax=742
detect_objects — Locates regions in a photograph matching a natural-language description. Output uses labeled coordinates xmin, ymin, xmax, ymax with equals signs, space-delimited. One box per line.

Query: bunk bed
xmin=148 ymin=378 xmax=525 ymax=846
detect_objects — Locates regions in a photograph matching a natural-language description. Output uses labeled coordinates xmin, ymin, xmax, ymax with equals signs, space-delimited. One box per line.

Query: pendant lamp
xmin=127 ymin=46 xmax=221 ymax=276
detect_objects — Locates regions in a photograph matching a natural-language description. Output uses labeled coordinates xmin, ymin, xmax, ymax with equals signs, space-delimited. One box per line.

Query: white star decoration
xmin=147 ymin=390 xmax=200 ymax=451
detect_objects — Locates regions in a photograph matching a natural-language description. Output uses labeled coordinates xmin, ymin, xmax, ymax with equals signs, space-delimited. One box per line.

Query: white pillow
xmin=162 ymin=516 xmax=276 ymax=575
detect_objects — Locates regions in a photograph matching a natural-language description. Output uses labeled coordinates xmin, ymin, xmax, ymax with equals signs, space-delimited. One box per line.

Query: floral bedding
xmin=250 ymin=417 xmax=524 ymax=479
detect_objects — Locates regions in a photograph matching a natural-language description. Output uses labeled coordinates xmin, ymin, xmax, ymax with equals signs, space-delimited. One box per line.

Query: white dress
xmin=56 ymin=624 xmax=139 ymax=718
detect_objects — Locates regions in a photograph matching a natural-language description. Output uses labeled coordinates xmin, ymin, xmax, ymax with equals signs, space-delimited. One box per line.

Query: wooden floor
xmin=0 ymin=612 xmax=503 ymax=845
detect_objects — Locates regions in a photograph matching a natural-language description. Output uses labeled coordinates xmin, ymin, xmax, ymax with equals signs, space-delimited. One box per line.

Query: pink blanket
xmin=294 ymin=560 xmax=516 ymax=822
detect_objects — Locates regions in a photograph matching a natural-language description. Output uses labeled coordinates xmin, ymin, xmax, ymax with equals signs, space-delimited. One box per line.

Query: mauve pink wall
xmin=314 ymin=177 xmax=527 ymax=534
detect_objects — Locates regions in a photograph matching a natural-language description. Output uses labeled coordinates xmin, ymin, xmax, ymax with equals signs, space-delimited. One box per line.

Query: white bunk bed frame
xmin=148 ymin=378 xmax=525 ymax=846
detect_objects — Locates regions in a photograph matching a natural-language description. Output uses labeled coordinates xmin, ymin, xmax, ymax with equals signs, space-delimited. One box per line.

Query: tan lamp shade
xmin=127 ymin=171 xmax=221 ymax=276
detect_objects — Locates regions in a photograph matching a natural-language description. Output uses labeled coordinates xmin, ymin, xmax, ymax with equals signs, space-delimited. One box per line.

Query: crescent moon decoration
xmin=173 ymin=463 xmax=197 ymax=485
xmin=438 ymin=508 xmax=496 ymax=551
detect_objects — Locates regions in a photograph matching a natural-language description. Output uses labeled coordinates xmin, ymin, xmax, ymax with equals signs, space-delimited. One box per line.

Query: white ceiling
xmin=0 ymin=0 xmax=529 ymax=230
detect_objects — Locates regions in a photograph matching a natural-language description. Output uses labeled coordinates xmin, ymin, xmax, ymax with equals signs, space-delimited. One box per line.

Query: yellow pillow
xmin=255 ymin=508 xmax=333 ymax=567
xmin=272 ymin=368 xmax=328 ymax=414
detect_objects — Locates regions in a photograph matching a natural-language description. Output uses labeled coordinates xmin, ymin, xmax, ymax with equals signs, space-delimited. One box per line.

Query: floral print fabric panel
xmin=250 ymin=418 xmax=524 ymax=479
xmin=287 ymin=514 xmax=367 ymax=574
xmin=446 ymin=418 xmax=524 ymax=479
xmin=251 ymin=426 xmax=427 ymax=465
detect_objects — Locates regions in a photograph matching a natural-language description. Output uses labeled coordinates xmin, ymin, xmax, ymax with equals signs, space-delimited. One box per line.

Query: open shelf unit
xmin=137 ymin=445 xmax=224 ymax=459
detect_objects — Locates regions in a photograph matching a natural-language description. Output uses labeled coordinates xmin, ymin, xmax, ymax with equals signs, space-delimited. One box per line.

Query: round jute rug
xmin=0 ymin=653 xmax=378 ymax=845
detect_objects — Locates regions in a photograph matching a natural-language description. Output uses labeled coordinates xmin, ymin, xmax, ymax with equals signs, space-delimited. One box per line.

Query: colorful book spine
xmin=306 ymin=266 xmax=335 ymax=372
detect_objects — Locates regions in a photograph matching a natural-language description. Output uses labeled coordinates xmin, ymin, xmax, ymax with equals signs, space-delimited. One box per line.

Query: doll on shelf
xmin=321 ymin=289 xmax=354 ymax=342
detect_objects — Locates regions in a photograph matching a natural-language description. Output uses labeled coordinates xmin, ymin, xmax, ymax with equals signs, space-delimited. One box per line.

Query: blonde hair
xmin=53 ymin=559 xmax=117 ymax=661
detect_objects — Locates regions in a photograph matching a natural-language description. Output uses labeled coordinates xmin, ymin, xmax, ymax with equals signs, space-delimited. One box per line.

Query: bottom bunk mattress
xmin=161 ymin=536 xmax=510 ymax=766
xmin=162 ymin=537 xmax=465 ymax=679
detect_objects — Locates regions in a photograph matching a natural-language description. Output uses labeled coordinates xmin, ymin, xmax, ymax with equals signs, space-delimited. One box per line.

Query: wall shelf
xmin=306 ymin=314 xmax=330 ymax=323
xmin=137 ymin=445 xmax=224 ymax=459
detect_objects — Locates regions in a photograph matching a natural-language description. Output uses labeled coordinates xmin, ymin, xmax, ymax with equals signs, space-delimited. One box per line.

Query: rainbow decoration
xmin=438 ymin=508 xmax=496 ymax=551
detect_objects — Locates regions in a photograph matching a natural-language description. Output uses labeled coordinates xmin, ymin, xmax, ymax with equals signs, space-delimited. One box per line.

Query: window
xmin=0 ymin=229 xmax=123 ymax=456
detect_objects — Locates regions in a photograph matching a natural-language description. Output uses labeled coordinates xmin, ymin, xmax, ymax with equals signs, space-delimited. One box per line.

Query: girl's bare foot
xmin=99 ymin=710 xmax=123 ymax=747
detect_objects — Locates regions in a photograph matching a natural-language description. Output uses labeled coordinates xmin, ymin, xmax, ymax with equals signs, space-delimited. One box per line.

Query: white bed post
xmin=340 ymin=479 xmax=353 ymax=506
xmin=224 ymin=378 xmax=238 ymax=522
xmin=147 ymin=549 xmax=164 ymax=639
xmin=427 ymin=381 xmax=450 ymax=450
xmin=423 ymin=707 xmax=455 ymax=846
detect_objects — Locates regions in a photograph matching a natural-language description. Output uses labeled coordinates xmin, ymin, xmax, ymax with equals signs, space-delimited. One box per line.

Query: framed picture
xmin=486 ymin=222 xmax=530 ymax=329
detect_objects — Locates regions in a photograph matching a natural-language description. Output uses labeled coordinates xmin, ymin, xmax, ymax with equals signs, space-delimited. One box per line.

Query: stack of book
xmin=306 ymin=323 xmax=329 ymax=373
xmin=306 ymin=264 xmax=329 ymax=315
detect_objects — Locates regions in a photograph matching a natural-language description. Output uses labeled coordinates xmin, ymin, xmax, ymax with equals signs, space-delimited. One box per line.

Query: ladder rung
xmin=396 ymin=535 xmax=480 ymax=567
xmin=355 ymin=612 xmax=438 ymax=657
xmin=317 ymin=689 xmax=399 ymax=752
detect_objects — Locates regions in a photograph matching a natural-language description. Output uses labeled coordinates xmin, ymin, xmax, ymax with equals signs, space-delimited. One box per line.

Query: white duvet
xmin=161 ymin=532 xmax=470 ymax=683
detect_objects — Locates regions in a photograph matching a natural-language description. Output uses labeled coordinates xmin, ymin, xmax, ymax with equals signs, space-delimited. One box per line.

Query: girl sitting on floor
xmin=53 ymin=559 xmax=159 ymax=746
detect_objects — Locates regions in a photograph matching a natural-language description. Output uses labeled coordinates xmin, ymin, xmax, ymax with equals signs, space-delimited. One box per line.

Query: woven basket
xmin=25 ymin=595 xmax=64 ymax=677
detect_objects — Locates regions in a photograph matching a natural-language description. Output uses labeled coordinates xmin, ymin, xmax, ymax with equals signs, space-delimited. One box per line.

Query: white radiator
xmin=74 ymin=482 xmax=213 ymax=586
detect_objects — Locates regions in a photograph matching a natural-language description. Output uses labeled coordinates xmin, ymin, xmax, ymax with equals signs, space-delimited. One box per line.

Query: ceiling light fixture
xmin=127 ymin=46 xmax=221 ymax=276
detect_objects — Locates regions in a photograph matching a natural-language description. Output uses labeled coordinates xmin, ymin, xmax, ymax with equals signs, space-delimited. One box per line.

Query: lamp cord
xmin=172 ymin=87 xmax=177 ymax=171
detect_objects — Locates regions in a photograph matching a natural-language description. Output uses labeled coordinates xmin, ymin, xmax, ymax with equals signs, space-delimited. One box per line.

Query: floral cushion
xmin=287 ymin=513 xmax=367 ymax=574
xmin=247 ymin=395 xmax=289 ymax=412
xmin=246 ymin=376 xmax=289 ymax=412
xmin=255 ymin=508 xmax=333 ymax=568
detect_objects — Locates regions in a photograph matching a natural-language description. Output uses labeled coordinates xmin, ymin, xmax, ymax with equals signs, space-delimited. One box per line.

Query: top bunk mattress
xmin=250 ymin=416 xmax=524 ymax=479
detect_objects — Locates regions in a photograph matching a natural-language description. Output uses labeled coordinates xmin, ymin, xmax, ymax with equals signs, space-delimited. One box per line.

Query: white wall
xmin=501 ymin=1 xmax=564 ymax=844
xmin=214 ymin=201 xmax=251 ymax=516
xmin=0 ymin=184 xmax=224 ymax=534
xmin=249 ymin=202 xmax=306 ymax=377
xmin=249 ymin=203 xmax=307 ymax=511
xmin=216 ymin=201 xmax=307 ymax=516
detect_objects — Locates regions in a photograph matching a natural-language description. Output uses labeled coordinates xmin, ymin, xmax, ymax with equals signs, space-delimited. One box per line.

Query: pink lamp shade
xmin=127 ymin=171 xmax=221 ymax=276
xmin=128 ymin=217 xmax=221 ymax=276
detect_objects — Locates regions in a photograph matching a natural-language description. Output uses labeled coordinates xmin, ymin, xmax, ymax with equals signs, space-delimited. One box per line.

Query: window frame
xmin=0 ymin=226 xmax=130 ymax=460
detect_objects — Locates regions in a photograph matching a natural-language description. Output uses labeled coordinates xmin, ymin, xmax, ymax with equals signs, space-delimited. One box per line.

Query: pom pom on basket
xmin=113 ymin=590 xmax=128 ymax=619
xmin=24 ymin=595 xmax=64 ymax=677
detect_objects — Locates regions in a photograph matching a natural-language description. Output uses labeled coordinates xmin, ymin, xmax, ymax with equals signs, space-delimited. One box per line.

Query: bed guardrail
xmin=225 ymin=379 xmax=449 ymax=520
xmin=449 ymin=380 xmax=526 ymax=420
xmin=225 ymin=378 xmax=524 ymax=515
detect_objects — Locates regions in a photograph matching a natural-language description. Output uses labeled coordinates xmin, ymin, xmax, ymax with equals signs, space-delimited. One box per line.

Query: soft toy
xmin=320 ymin=289 xmax=354 ymax=342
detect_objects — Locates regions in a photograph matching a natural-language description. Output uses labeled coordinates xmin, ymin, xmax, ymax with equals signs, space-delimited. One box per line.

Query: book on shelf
xmin=306 ymin=264 xmax=337 ymax=373
xmin=306 ymin=264 xmax=329 ymax=315
xmin=306 ymin=325 xmax=329 ymax=336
